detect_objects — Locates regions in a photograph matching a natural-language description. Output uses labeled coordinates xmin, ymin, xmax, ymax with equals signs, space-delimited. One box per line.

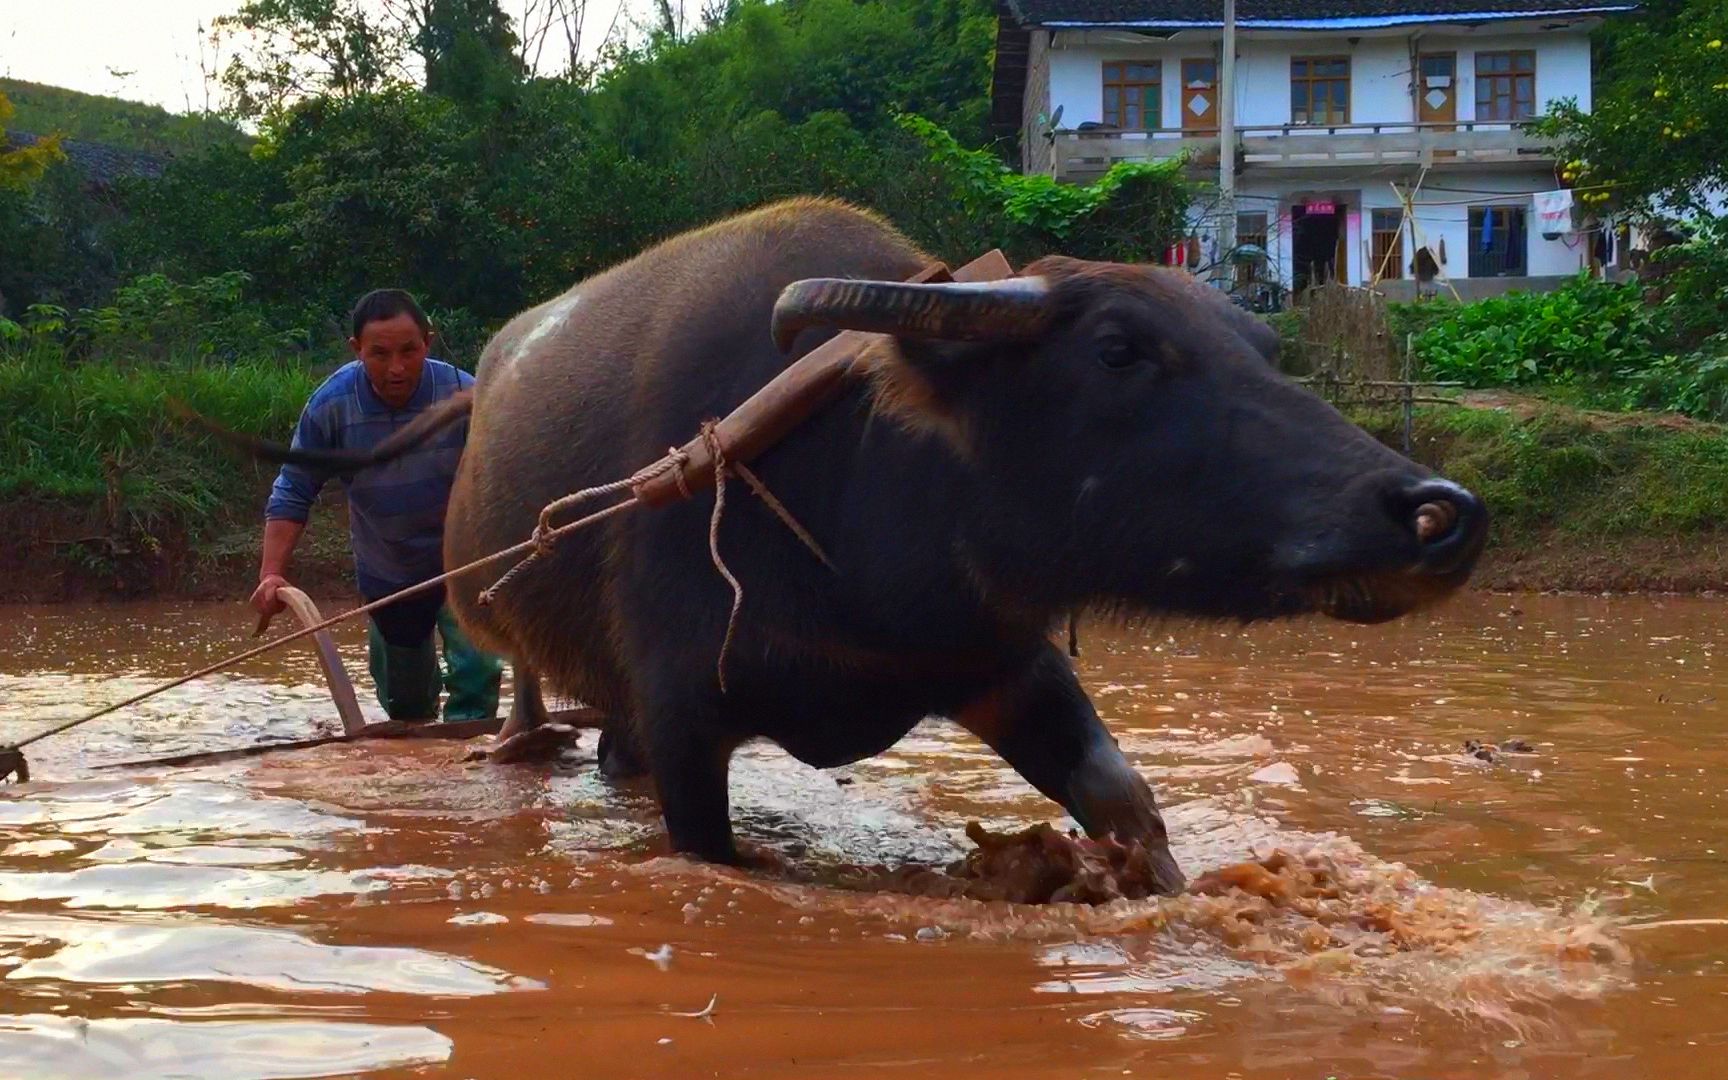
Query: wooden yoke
xmin=633 ymin=249 xmax=1017 ymax=508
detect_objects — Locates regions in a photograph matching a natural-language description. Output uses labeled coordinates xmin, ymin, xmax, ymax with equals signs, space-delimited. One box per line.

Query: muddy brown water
xmin=0 ymin=595 xmax=1723 ymax=1078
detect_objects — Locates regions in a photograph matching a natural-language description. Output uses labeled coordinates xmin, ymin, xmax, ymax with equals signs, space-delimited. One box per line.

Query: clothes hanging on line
xmin=1533 ymin=189 xmax=1575 ymax=238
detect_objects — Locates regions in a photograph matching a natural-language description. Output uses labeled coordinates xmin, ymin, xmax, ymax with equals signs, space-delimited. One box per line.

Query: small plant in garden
xmin=1414 ymin=274 xmax=1668 ymax=388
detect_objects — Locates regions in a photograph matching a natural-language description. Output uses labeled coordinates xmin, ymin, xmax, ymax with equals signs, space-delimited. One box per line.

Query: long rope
xmin=7 ymin=423 xmax=833 ymax=756
xmin=5 ymin=495 xmax=644 ymax=754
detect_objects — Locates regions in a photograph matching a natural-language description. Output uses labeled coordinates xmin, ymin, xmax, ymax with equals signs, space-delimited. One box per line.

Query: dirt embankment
xmin=4 ymin=396 xmax=1726 ymax=602
xmin=0 ymin=492 xmax=357 ymax=604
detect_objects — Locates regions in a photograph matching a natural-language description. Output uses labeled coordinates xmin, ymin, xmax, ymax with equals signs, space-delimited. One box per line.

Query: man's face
xmin=351 ymin=313 xmax=431 ymax=409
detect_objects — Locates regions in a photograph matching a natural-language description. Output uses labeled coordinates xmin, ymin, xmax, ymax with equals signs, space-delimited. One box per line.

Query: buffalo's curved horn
xmin=771 ymin=276 xmax=1054 ymax=353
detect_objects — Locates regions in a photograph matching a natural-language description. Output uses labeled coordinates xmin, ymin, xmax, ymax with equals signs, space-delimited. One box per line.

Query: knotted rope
xmin=479 ymin=420 xmax=832 ymax=693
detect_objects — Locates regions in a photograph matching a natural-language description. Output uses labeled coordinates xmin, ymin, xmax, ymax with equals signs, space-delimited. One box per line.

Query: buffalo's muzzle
xmin=1398 ymin=478 xmax=1486 ymax=576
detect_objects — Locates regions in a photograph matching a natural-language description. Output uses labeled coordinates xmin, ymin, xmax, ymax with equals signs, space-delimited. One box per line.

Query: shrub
xmin=1414 ymin=273 xmax=1670 ymax=388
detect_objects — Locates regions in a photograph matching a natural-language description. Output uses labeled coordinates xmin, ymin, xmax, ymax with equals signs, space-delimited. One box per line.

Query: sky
xmin=0 ymin=0 xmax=635 ymax=114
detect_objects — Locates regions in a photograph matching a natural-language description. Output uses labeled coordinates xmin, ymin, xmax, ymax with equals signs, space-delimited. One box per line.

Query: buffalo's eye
xmin=1096 ymin=334 xmax=1139 ymax=371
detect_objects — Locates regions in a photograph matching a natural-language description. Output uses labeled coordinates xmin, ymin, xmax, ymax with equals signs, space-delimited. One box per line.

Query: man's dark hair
xmin=350 ymin=288 xmax=432 ymax=340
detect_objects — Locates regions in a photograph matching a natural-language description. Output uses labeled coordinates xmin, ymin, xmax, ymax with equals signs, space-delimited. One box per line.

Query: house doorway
xmin=1292 ymin=200 xmax=1349 ymax=291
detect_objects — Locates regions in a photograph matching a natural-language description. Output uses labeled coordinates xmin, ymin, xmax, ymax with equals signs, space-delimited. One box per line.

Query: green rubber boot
xmin=437 ymin=606 xmax=504 ymax=722
xmin=367 ymin=621 xmax=442 ymax=722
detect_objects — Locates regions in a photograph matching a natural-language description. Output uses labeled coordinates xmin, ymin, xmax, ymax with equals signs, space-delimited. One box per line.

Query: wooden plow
xmin=4 ymin=248 xmax=1021 ymax=780
xmin=91 ymin=585 xmax=606 ymax=772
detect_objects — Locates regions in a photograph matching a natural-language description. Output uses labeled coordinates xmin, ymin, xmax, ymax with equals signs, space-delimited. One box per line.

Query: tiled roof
xmin=1004 ymin=0 xmax=1638 ymax=27
xmin=2 ymin=131 xmax=167 ymax=186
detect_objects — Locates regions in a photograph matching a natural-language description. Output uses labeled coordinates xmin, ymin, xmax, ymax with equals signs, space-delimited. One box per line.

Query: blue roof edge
xmin=1041 ymin=6 xmax=1639 ymax=30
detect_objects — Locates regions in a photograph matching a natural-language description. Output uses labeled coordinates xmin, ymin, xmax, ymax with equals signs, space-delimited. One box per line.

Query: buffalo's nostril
xmin=1400 ymin=479 xmax=1486 ymax=575
xmin=1413 ymin=500 xmax=1459 ymax=544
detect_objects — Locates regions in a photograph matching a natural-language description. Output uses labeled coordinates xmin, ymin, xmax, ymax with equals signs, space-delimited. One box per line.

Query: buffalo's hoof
xmin=476 ymin=723 xmax=579 ymax=765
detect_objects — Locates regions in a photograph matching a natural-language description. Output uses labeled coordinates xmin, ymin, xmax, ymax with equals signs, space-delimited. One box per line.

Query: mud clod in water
xmin=1464 ymin=738 xmax=1537 ymax=763
xmin=851 ymin=822 xmax=1172 ymax=905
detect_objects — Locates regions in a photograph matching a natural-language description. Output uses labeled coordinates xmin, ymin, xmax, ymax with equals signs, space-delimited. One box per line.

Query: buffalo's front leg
xmin=638 ymin=679 xmax=742 ymax=865
xmin=497 ymin=663 xmax=552 ymax=740
xmin=956 ymin=646 xmax=1185 ymax=895
xmin=597 ymin=720 xmax=651 ymax=780
xmin=488 ymin=663 xmax=578 ymax=764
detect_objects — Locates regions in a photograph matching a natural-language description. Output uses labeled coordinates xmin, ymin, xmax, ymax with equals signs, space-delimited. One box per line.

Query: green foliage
xmin=1409 ymin=218 xmax=1728 ymax=422
xmin=415 ymin=0 xmax=524 ymax=103
xmin=0 ymin=78 xmax=244 ymax=154
xmin=1648 ymin=215 xmax=1728 ymax=348
xmin=1414 ymin=274 xmax=1669 ymax=387
xmin=895 ymin=112 xmax=1196 ymax=261
xmin=1397 ymin=405 xmax=1728 ymax=543
xmin=214 ymin=0 xmax=409 ymax=119
xmin=0 ymin=350 xmax=318 ymax=526
xmin=69 ymin=273 xmax=307 ymax=363
xmin=0 ymin=91 xmax=64 ymax=192
xmin=1537 ymin=0 xmax=1728 ymax=215
xmin=0 ymin=162 xmax=121 ymax=314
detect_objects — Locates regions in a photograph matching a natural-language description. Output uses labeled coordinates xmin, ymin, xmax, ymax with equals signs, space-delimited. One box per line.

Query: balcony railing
xmin=1052 ymin=120 xmax=1552 ymax=180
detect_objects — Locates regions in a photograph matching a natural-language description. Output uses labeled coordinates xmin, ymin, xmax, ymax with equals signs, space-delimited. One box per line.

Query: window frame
xmin=1290 ymin=55 xmax=1352 ymax=126
xmin=1474 ymin=50 xmax=1537 ymax=122
xmin=1102 ymin=60 xmax=1163 ymax=131
xmin=1467 ymin=206 xmax=1528 ymax=277
xmin=1235 ymin=211 xmax=1270 ymax=285
xmin=1370 ymin=209 xmax=1405 ymax=280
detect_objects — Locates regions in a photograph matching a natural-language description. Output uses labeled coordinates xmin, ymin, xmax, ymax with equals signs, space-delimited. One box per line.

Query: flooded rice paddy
xmin=0 ymin=593 xmax=1723 ymax=1077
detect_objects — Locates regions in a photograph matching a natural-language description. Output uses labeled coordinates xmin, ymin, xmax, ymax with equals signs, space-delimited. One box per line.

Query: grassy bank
xmin=0 ymin=353 xmax=352 ymax=600
xmin=1359 ymin=395 xmax=1728 ymax=592
xmin=5 ymin=355 xmax=1728 ymax=601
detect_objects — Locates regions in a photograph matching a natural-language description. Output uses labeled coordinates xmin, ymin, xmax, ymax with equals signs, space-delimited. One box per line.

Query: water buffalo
xmin=204 ymin=197 xmax=1486 ymax=893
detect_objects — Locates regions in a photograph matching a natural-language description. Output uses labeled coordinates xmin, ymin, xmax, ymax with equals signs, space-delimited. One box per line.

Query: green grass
xmin=0 ymin=78 xmax=246 ymax=154
xmin=1355 ymin=403 xmax=1728 ymax=551
xmin=0 ymin=350 xmax=322 ymax=532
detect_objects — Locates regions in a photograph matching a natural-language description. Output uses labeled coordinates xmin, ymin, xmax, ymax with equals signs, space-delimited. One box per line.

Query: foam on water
xmin=0 ymin=913 xmax=542 ymax=996
xmin=0 ymin=1014 xmax=451 ymax=1079
xmin=626 ymin=791 xmax=1631 ymax=1027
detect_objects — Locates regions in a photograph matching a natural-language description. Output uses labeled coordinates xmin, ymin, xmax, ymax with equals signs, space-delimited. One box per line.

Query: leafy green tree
xmin=0 ymin=91 xmax=63 ymax=191
xmin=214 ymin=0 xmax=408 ymax=120
xmin=411 ymin=0 xmax=525 ymax=107
xmin=1540 ymin=0 xmax=1728 ymax=217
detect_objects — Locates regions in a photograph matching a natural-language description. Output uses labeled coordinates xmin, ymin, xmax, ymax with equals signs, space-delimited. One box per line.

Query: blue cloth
xmin=265 ymin=358 xmax=474 ymax=600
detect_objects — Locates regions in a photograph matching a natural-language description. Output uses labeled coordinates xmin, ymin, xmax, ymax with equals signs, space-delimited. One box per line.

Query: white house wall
xmin=1239 ymin=171 xmax=1589 ymax=288
xmin=1044 ymin=24 xmax=1596 ymax=289
xmin=1045 ymin=27 xmax=1593 ymax=132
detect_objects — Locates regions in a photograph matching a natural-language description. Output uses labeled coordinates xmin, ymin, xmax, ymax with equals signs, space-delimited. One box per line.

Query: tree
xmin=1539 ymin=0 xmax=1728 ymax=218
xmin=213 ymin=0 xmax=408 ymax=119
xmin=0 ymin=91 xmax=64 ymax=191
xmin=407 ymin=0 xmax=525 ymax=99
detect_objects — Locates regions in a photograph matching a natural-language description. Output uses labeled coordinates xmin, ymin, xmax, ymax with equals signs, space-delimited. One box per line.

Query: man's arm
xmin=253 ymin=397 xmax=335 ymax=616
xmin=251 ymin=518 xmax=306 ymax=617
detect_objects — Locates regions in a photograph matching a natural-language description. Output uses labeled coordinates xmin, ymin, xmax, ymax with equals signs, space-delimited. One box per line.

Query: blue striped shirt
xmin=265 ymin=358 xmax=474 ymax=600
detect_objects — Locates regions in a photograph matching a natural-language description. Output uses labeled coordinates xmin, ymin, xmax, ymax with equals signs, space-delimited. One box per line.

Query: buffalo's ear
xmin=849 ymin=335 xmax=1005 ymax=451
xmin=1162 ymin=269 xmax=1281 ymax=367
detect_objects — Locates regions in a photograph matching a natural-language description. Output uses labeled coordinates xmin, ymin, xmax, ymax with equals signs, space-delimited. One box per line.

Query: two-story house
xmin=991 ymin=0 xmax=1638 ymax=301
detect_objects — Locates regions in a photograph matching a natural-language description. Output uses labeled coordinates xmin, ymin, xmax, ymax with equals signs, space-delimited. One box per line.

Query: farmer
xmin=251 ymin=288 xmax=503 ymax=723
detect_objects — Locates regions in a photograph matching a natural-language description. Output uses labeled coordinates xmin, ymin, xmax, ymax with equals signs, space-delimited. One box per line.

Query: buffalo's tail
xmin=168 ymin=389 xmax=475 ymax=474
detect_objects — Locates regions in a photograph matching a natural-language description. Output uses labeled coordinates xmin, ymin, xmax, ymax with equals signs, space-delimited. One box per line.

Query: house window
xmin=1371 ymin=209 xmax=1404 ymax=280
xmin=1235 ymin=211 xmax=1269 ymax=285
xmin=1468 ymin=206 xmax=1527 ymax=277
xmin=1291 ymin=57 xmax=1350 ymax=125
xmin=1236 ymin=212 xmax=1268 ymax=251
xmin=1475 ymin=50 xmax=1536 ymax=121
xmin=1103 ymin=61 xmax=1161 ymax=130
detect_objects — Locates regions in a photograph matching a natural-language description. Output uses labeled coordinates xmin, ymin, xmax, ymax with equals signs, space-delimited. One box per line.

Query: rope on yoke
xmin=703 ymin=423 xmax=745 ymax=693
xmin=0 ymin=422 xmax=832 ymax=777
xmin=478 ymin=420 xmax=831 ymax=693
